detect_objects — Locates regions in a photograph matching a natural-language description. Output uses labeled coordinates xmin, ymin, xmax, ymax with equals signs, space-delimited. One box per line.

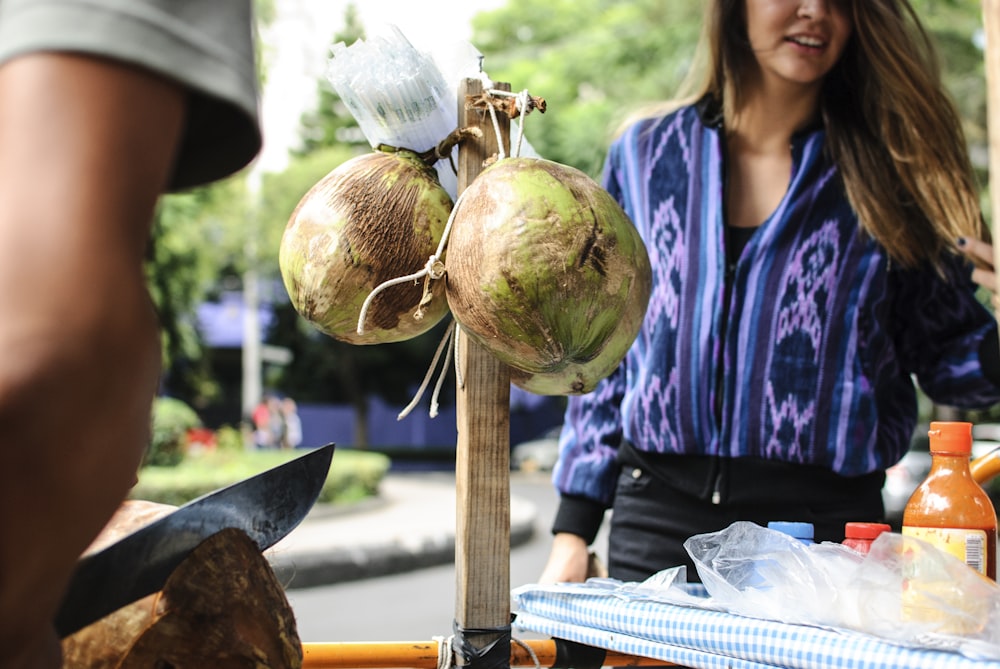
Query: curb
xmin=266 ymin=475 xmax=539 ymax=589
xmin=271 ymin=517 xmax=536 ymax=589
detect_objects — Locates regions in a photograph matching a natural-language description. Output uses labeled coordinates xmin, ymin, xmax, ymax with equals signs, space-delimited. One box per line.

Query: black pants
xmin=607 ymin=445 xmax=886 ymax=583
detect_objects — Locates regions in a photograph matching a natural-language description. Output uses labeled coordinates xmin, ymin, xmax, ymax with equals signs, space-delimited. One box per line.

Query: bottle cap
xmin=844 ymin=522 xmax=892 ymax=540
xmin=767 ymin=521 xmax=814 ymax=540
xmin=928 ymin=421 xmax=973 ymax=455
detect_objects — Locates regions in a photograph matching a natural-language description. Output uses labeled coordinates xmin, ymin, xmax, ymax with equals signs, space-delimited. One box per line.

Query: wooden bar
xmin=300 ymin=640 xmax=679 ymax=668
xmin=453 ymin=78 xmax=513 ymax=667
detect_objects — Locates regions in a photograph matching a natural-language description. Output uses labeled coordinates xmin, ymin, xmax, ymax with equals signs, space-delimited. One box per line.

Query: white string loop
xmin=512 ymin=637 xmax=542 ymax=669
xmin=433 ymin=635 xmax=455 ymax=669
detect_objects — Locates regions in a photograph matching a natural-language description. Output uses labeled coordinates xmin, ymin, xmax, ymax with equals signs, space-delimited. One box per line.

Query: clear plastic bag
xmin=681 ymin=521 xmax=1000 ymax=659
xmin=325 ymin=23 xmax=540 ymax=200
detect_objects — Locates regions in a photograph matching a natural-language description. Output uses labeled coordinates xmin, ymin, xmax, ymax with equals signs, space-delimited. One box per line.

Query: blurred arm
xmin=0 ymin=52 xmax=185 ymax=668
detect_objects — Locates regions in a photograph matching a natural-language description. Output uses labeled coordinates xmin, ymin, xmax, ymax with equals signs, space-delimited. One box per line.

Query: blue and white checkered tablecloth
xmin=511 ymin=581 xmax=1000 ymax=669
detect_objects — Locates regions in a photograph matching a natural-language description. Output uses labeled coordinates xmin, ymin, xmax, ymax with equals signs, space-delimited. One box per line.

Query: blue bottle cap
xmin=767 ymin=521 xmax=815 ymax=541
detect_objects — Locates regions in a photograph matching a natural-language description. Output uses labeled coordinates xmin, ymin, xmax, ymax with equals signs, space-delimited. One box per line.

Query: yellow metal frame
xmin=300 ymin=639 xmax=676 ymax=668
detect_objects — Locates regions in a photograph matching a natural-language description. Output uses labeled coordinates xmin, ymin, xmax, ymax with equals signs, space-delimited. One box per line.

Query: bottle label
xmin=899 ymin=527 xmax=991 ymax=635
xmin=901 ymin=526 xmax=987 ymax=574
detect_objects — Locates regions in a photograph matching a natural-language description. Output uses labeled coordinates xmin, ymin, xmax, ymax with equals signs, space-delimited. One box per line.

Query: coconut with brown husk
xmin=279 ymin=148 xmax=453 ymax=345
xmin=444 ymin=157 xmax=651 ymax=395
xmin=61 ymin=500 xmax=302 ymax=669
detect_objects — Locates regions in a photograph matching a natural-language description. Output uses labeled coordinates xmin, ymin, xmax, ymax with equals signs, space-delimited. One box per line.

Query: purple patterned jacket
xmin=553 ymin=103 xmax=1000 ymax=509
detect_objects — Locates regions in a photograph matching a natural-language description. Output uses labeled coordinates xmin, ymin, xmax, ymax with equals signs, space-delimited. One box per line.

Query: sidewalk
xmin=265 ymin=474 xmax=539 ymax=589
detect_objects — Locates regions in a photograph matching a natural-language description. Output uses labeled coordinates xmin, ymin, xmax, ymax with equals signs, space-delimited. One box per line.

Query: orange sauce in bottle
xmin=902 ymin=422 xmax=997 ymax=580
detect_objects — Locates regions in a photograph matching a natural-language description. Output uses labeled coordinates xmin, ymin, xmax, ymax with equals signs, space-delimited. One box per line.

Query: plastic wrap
xmin=680 ymin=521 xmax=1000 ymax=659
xmin=325 ymin=24 xmax=538 ymax=199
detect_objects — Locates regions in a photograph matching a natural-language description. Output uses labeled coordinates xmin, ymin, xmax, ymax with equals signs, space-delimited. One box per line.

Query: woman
xmin=541 ymin=0 xmax=1000 ymax=584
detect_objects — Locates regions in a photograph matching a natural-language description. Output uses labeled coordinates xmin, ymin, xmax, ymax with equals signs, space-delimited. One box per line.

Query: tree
xmin=295 ymin=3 xmax=368 ymax=156
xmin=472 ymin=0 xmax=704 ymax=177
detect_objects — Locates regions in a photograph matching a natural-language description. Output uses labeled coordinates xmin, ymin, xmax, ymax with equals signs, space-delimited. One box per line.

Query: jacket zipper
xmin=711 ymin=130 xmax=732 ymax=506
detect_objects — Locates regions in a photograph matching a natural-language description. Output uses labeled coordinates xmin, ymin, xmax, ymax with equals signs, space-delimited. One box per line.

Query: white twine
xmin=453 ymin=322 xmax=465 ymax=390
xmin=433 ymin=635 xmax=455 ymax=669
xmin=512 ymin=637 xmax=542 ymax=669
xmin=483 ymin=88 xmax=532 ymax=158
xmin=397 ymin=319 xmax=455 ymax=420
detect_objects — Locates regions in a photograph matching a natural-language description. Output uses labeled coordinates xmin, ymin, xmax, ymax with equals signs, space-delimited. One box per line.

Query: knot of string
xmin=484 ymin=88 xmax=533 ymax=159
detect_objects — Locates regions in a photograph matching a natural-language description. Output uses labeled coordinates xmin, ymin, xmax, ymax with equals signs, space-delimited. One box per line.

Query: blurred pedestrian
xmin=252 ymin=396 xmax=276 ymax=449
xmin=281 ymin=397 xmax=303 ymax=449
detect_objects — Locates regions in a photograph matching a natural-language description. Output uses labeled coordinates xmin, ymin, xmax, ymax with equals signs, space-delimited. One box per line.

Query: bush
xmin=146 ymin=397 xmax=202 ymax=467
xmin=129 ymin=447 xmax=391 ymax=507
xmin=214 ymin=425 xmax=246 ymax=452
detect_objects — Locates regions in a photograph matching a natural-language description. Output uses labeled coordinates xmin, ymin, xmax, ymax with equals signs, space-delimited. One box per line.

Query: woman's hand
xmin=539 ymin=533 xmax=592 ymax=584
xmin=959 ymin=237 xmax=998 ymax=307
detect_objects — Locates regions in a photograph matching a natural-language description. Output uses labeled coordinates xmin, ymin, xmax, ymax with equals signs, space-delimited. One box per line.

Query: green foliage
xmin=147 ymin=397 xmax=203 ymax=467
xmin=473 ymin=0 xmax=704 ymax=176
xmin=214 ymin=425 xmax=247 ymax=452
xmin=296 ymin=3 xmax=368 ymax=157
xmin=129 ymin=448 xmax=390 ymax=506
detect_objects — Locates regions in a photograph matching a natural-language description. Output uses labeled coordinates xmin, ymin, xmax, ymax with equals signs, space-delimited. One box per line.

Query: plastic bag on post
xmin=324 ymin=23 xmax=539 ymax=201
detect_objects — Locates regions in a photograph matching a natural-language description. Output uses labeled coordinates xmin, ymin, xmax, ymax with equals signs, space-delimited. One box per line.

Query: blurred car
xmin=511 ymin=426 xmax=562 ymax=472
xmin=882 ymin=422 xmax=1000 ymax=529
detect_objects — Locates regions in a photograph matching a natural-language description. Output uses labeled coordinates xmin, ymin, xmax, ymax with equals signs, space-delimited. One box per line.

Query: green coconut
xmin=445 ymin=157 xmax=651 ymax=395
xmin=279 ymin=150 xmax=453 ymax=345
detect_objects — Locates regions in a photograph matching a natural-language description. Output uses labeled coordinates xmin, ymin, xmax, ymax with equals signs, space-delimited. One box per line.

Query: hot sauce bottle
xmin=901 ymin=421 xmax=997 ymax=580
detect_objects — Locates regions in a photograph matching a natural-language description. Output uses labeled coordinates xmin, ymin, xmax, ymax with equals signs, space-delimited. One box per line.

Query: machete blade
xmin=54 ymin=442 xmax=335 ymax=638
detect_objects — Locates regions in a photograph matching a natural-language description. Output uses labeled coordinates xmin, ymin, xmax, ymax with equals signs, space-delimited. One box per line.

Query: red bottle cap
xmin=844 ymin=522 xmax=892 ymax=540
xmin=928 ymin=421 xmax=972 ymax=455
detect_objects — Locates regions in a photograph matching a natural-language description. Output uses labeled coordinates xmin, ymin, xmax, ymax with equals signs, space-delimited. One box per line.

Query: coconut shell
xmin=279 ymin=150 xmax=453 ymax=345
xmin=61 ymin=503 xmax=301 ymax=669
xmin=61 ymin=501 xmax=175 ymax=669
xmin=445 ymin=157 xmax=652 ymax=395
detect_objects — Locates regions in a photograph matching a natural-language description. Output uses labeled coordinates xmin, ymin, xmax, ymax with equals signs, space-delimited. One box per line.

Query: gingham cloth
xmin=511 ymin=581 xmax=1000 ymax=669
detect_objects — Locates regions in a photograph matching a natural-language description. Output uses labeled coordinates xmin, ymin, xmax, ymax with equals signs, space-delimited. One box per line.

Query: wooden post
xmin=986 ymin=0 xmax=1000 ymax=284
xmin=453 ymin=78 xmax=513 ymax=668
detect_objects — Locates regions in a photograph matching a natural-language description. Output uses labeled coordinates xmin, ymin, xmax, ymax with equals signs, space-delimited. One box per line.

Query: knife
xmin=55 ymin=442 xmax=335 ymax=638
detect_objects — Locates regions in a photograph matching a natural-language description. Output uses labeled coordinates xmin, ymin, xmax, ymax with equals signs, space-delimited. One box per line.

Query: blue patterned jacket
xmin=553 ymin=103 xmax=1000 ymax=509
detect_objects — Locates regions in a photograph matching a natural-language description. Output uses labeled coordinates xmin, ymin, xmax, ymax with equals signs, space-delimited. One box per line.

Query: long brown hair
xmin=677 ymin=0 xmax=984 ymax=268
